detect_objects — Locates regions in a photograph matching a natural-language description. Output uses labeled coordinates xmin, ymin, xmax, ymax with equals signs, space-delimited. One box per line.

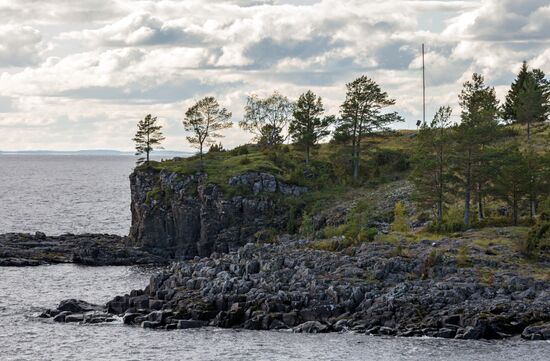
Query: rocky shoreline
xmin=41 ymin=234 xmax=550 ymax=340
xmin=0 ymin=232 xmax=166 ymax=266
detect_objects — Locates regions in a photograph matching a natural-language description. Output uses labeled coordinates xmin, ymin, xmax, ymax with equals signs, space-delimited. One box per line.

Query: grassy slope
xmin=140 ymin=130 xmax=417 ymax=212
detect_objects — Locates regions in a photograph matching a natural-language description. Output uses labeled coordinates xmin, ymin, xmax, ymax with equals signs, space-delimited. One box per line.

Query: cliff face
xmin=129 ymin=168 xmax=306 ymax=258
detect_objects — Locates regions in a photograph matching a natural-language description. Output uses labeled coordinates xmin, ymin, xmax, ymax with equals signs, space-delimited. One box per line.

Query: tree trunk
xmin=437 ymin=142 xmax=444 ymax=224
xmin=463 ymin=150 xmax=472 ymax=227
xmin=477 ymin=183 xmax=484 ymax=220
xmin=305 ymin=144 xmax=310 ymax=165
xmin=512 ymin=193 xmax=518 ymax=226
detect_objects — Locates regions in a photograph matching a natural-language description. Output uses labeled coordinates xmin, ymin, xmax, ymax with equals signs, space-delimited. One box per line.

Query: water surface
xmin=1 ymin=154 xmax=549 ymax=360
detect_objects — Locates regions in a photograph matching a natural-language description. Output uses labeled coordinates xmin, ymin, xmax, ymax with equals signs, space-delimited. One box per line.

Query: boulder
xmin=293 ymin=321 xmax=329 ymax=333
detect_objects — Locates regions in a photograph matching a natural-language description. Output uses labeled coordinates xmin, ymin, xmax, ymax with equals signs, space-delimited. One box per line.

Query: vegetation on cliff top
xmin=134 ymin=64 xmax=550 ymax=259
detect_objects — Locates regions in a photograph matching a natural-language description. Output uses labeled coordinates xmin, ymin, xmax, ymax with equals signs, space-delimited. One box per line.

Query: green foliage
xmin=420 ymin=249 xmax=441 ymax=279
xmin=410 ymin=106 xmax=452 ymax=223
xmin=522 ymin=221 xmax=550 ymax=256
xmin=229 ymin=144 xmax=250 ymax=156
xmin=299 ymin=211 xmax=315 ymax=239
xmin=503 ymin=61 xmax=550 ymax=124
xmin=183 ymin=97 xmax=232 ymax=160
xmin=239 ymin=91 xmax=293 ymax=148
xmin=427 ymin=206 xmax=465 ymax=234
xmin=239 ymin=157 xmax=251 ymax=165
xmin=289 ymin=90 xmax=334 ymax=164
xmin=318 ymin=200 xmax=377 ymax=247
xmin=254 ymin=228 xmax=279 ymax=244
xmin=335 ymin=75 xmax=403 ymax=180
xmin=209 ymin=142 xmax=225 ymax=153
xmin=456 ymin=246 xmax=470 ymax=267
xmin=133 ymin=114 xmax=165 ymax=164
xmin=391 ymin=201 xmax=409 ymax=233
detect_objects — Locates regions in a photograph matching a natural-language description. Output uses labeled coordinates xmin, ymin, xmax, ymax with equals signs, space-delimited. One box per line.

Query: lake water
xmin=1 ymin=154 xmax=549 ymax=360
xmin=0 ymin=154 xmax=135 ymax=235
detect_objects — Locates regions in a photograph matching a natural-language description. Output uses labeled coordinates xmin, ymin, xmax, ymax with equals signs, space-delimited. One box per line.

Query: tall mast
xmin=422 ymin=43 xmax=425 ymax=124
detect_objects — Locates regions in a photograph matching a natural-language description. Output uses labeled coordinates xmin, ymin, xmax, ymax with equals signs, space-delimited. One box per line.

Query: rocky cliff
xmin=129 ymin=168 xmax=306 ymax=258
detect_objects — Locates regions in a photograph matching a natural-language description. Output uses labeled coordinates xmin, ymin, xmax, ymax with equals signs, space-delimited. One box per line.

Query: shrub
xmin=230 ymin=144 xmax=250 ymax=156
xmin=420 ymin=249 xmax=440 ymax=279
xmin=239 ymin=157 xmax=252 ymax=165
xmin=254 ymin=228 xmax=278 ymax=244
xmin=456 ymin=246 xmax=470 ymax=267
xmin=300 ymin=211 xmax=315 ymax=239
xmin=427 ymin=206 xmax=464 ymax=234
xmin=522 ymin=221 xmax=550 ymax=256
xmin=391 ymin=201 xmax=409 ymax=232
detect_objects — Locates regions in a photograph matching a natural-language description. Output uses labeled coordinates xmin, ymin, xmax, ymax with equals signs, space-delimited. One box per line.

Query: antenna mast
xmin=422 ymin=43 xmax=425 ymax=124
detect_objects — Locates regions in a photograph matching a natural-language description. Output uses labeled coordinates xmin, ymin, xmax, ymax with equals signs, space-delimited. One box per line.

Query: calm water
xmin=0 ymin=154 xmax=135 ymax=235
xmin=1 ymin=154 xmax=549 ymax=360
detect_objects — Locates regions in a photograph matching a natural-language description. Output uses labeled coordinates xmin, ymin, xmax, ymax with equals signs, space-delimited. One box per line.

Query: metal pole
xmin=422 ymin=43 xmax=425 ymax=124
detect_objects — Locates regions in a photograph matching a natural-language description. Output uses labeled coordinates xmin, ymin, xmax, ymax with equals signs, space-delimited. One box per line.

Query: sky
xmin=0 ymin=0 xmax=549 ymax=151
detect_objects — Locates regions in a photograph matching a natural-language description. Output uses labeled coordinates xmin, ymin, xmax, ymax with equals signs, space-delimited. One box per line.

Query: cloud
xmin=61 ymin=11 xmax=208 ymax=47
xmin=0 ymin=25 xmax=44 ymax=67
xmin=0 ymin=0 xmax=549 ymax=151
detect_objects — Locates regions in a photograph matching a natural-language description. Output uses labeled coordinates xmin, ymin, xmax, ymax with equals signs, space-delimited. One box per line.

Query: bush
xmin=427 ymin=206 xmax=464 ymax=234
xmin=456 ymin=246 xmax=470 ymax=267
xmin=391 ymin=201 xmax=409 ymax=232
xmin=254 ymin=228 xmax=278 ymax=244
xmin=239 ymin=157 xmax=252 ymax=165
xmin=522 ymin=221 xmax=550 ymax=256
xmin=230 ymin=144 xmax=249 ymax=156
xmin=300 ymin=211 xmax=315 ymax=239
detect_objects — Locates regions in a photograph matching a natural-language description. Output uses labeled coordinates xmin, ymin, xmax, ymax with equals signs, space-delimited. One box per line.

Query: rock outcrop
xmin=0 ymin=232 xmax=166 ymax=266
xmin=129 ymin=168 xmax=306 ymax=258
xmin=43 ymin=235 xmax=550 ymax=340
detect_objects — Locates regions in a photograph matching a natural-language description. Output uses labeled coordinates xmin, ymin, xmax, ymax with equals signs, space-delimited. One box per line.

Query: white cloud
xmin=0 ymin=0 xmax=549 ymax=151
xmin=0 ymin=25 xmax=44 ymax=67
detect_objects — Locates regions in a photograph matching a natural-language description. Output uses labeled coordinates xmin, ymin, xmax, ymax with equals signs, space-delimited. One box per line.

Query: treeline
xmin=133 ymin=75 xmax=402 ymax=180
xmin=411 ymin=62 xmax=550 ymax=231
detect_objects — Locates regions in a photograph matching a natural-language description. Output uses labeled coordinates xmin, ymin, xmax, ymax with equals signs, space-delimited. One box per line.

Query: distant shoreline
xmin=0 ymin=150 xmax=193 ymax=157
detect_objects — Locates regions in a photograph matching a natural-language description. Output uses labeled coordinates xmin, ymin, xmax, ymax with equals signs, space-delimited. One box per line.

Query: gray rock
xmin=294 ymin=321 xmax=328 ymax=333
xmin=177 ymin=320 xmax=206 ymax=329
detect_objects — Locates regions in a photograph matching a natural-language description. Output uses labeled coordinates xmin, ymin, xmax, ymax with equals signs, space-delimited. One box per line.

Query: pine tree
xmin=289 ymin=90 xmax=334 ymax=164
xmin=515 ymin=73 xmax=546 ymax=141
xmin=453 ymin=73 xmax=501 ymax=227
xmin=335 ymin=75 xmax=402 ymax=180
xmin=410 ymin=106 xmax=452 ymax=224
xmin=239 ymin=91 xmax=293 ymax=148
xmin=183 ymin=97 xmax=232 ymax=161
xmin=490 ymin=144 xmax=530 ymax=225
xmin=132 ymin=114 xmax=165 ymax=165
xmin=503 ymin=61 xmax=550 ymax=126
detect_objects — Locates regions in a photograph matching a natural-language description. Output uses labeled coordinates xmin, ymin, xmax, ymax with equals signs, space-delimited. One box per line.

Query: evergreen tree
xmin=239 ymin=91 xmax=293 ymax=148
xmin=453 ymin=73 xmax=501 ymax=227
xmin=503 ymin=61 xmax=550 ymax=126
xmin=490 ymin=144 xmax=530 ymax=226
xmin=183 ymin=97 xmax=232 ymax=161
xmin=410 ymin=106 xmax=452 ymax=224
xmin=515 ymin=73 xmax=546 ymax=141
xmin=132 ymin=114 xmax=165 ymax=165
xmin=289 ymin=90 xmax=334 ymax=164
xmin=335 ymin=75 xmax=402 ymax=180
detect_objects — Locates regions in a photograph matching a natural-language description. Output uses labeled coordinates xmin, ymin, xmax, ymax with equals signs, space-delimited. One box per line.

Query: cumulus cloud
xmin=0 ymin=0 xmax=549 ymax=151
xmin=0 ymin=25 xmax=44 ymax=67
